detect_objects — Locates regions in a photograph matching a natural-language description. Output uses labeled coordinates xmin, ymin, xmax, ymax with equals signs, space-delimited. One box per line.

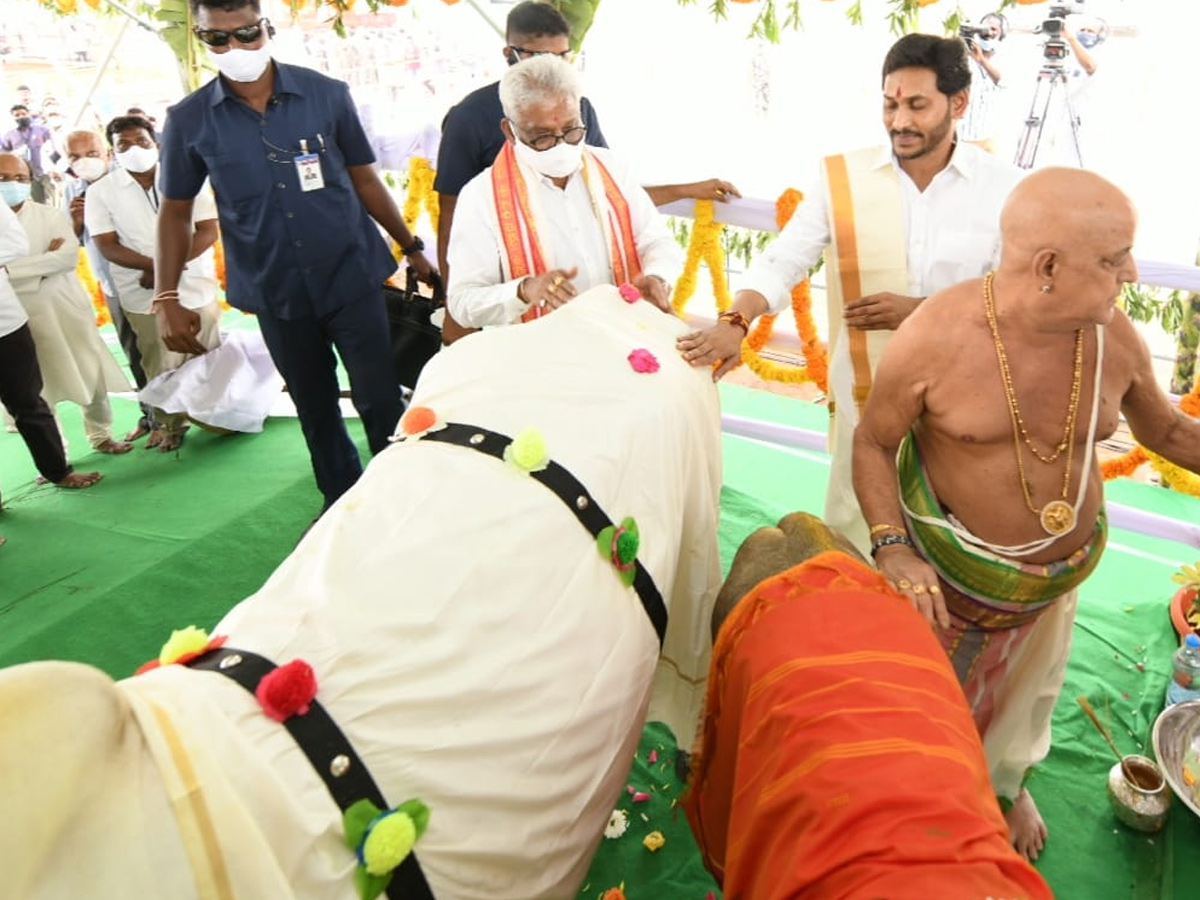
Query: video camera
xmin=958 ymin=23 xmax=992 ymax=51
xmin=1035 ymin=1 xmax=1086 ymax=67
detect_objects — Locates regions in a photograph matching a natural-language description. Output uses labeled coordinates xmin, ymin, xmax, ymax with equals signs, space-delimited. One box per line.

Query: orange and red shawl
xmin=490 ymin=141 xmax=641 ymax=324
xmin=684 ymin=551 xmax=1053 ymax=900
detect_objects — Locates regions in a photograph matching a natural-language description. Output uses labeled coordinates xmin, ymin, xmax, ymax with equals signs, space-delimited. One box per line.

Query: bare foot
xmin=94 ymin=438 xmax=133 ymax=454
xmin=55 ymin=471 xmax=103 ymax=489
xmin=123 ymin=422 xmax=152 ymax=442
xmin=145 ymin=428 xmax=165 ymax=450
xmin=157 ymin=432 xmax=185 ymax=453
xmin=1005 ymin=788 xmax=1048 ymax=861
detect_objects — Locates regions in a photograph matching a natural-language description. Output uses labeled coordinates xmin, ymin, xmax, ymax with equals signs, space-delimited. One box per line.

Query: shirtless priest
xmin=853 ymin=167 xmax=1200 ymax=860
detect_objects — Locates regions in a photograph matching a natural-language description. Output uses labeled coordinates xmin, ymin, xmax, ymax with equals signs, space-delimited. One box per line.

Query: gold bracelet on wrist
xmin=717 ymin=310 xmax=750 ymax=336
xmin=869 ymin=523 xmax=906 ymax=537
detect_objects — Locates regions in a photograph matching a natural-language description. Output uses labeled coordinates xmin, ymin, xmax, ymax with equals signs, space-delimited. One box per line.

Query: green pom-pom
xmin=363 ymin=812 xmax=417 ymax=876
xmin=615 ymin=529 xmax=639 ymax=565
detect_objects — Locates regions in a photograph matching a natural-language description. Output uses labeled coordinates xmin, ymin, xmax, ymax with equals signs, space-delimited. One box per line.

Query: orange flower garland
xmin=671 ymin=199 xmax=732 ymax=315
xmin=1100 ymin=373 xmax=1200 ymax=501
xmin=76 ymin=246 xmax=110 ymax=327
xmin=1100 ymin=446 xmax=1147 ymax=481
xmin=737 ymin=189 xmax=829 ymax=391
xmin=212 ymin=239 xmax=232 ymax=310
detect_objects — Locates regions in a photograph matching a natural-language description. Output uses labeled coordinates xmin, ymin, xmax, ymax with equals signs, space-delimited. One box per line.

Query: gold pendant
xmin=1040 ymin=500 xmax=1076 ymax=536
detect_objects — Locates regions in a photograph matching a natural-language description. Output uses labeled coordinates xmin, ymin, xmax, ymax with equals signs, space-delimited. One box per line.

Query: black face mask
xmin=15 ymin=117 xmax=31 ymax=129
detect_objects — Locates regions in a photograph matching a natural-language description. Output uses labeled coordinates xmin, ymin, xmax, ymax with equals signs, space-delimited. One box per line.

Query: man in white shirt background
xmin=447 ymin=55 xmax=681 ymax=329
xmin=676 ymin=33 xmax=1025 ymax=558
xmin=0 ymin=197 xmax=102 ymax=539
xmin=63 ymin=128 xmax=157 ymax=444
xmin=85 ymin=115 xmax=221 ymax=453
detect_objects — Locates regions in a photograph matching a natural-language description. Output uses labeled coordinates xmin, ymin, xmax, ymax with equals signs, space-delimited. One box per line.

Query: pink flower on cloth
xmin=255 ymin=659 xmax=318 ymax=722
xmin=618 ymin=283 xmax=641 ymax=303
xmin=627 ymin=349 xmax=660 ymax=374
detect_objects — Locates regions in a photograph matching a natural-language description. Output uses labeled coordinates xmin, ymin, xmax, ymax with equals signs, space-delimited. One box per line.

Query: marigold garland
xmin=737 ymin=188 xmax=829 ymax=391
xmin=672 ymin=199 xmax=733 ymax=315
xmin=1100 ymin=372 xmax=1200 ymax=501
xmin=75 ymin=246 xmax=110 ymax=327
xmin=212 ymin=239 xmax=231 ymax=310
xmin=403 ymin=156 xmax=439 ymax=234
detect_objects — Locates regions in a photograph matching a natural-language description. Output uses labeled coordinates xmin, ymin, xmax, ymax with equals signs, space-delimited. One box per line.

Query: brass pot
xmin=1106 ymin=755 xmax=1171 ymax=833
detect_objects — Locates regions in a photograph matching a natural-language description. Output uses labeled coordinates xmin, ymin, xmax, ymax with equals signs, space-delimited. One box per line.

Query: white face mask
xmin=71 ymin=156 xmax=107 ymax=183
xmin=116 ymin=145 xmax=159 ymax=174
xmin=213 ymin=41 xmax=273 ymax=83
xmin=513 ymin=137 xmax=583 ymax=180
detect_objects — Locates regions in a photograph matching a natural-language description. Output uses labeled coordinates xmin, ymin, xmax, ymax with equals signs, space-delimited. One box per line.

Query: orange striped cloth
xmin=490 ymin=141 xmax=642 ymax=324
xmin=684 ymin=551 xmax=1052 ymax=900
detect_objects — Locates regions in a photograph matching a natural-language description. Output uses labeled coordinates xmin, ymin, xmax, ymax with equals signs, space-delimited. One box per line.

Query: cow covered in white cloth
xmin=0 ymin=285 xmax=722 ymax=900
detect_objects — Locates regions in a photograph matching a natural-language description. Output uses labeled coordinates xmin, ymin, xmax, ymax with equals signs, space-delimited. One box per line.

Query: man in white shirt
xmin=85 ymin=114 xmax=221 ymax=453
xmin=676 ymin=33 xmax=1024 ymax=557
xmin=0 ymin=196 xmax=101 ymax=531
xmin=447 ymin=55 xmax=681 ymax=329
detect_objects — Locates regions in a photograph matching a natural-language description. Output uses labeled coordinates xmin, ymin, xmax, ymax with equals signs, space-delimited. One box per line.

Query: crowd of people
xmin=0 ymin=0 xmax=1198 ymax=897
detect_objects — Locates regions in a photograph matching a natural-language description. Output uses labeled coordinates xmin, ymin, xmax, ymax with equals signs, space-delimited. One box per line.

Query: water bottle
xmin=1166 ymin=634 xmax=1200 ymax=706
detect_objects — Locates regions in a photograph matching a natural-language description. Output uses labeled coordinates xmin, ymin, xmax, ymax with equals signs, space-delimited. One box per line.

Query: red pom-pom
xmin=255 ymin=659 xmax=318 ymax=722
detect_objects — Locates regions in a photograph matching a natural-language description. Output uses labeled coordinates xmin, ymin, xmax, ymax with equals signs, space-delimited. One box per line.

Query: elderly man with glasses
xmin=447 ymin=55 xmax=681 ymax=329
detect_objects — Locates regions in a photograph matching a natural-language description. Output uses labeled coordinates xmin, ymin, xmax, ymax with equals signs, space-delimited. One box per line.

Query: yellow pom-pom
xmin=507 ymin=428 xmax=548 ymax=472
xmin=642 ymin=830 xmax=665 ymax=852
xmin=363 ymin=812 xmax=417 ymax=876
xmin=159 ymin=626 xmax=211 ymax=665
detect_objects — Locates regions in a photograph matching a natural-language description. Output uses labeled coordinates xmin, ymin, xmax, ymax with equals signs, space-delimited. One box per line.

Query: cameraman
xmin=1064 ymin=19 xmax=1100 ymax=79
xmin=959 ymin=13 xmax=1006 ymax=153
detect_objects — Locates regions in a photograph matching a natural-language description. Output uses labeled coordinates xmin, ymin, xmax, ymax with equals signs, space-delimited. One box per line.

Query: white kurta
xmin=7 ymin=201 xmax=129 ymax=405
xmin=447 ymin=147 xmax=682 ymax=328
xmin=0 ymin=287 xmax=723 ymax=900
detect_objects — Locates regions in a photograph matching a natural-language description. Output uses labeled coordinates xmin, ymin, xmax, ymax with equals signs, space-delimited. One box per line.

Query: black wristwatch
xmin=401 ymin=235 xmax=425 ymax=256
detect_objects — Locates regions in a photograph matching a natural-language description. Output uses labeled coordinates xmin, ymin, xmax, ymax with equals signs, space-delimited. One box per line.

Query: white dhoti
xmin=0 ymin=286 xmax=723 ymax=900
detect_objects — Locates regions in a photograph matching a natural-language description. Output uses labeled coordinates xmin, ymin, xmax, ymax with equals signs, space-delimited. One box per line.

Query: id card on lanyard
xmin=296 ymin=138 xmax=324 ymax=192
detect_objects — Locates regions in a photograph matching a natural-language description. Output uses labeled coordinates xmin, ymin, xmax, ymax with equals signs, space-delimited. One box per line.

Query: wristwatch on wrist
xmin=400 ymin=235 xmax=425 ymax=256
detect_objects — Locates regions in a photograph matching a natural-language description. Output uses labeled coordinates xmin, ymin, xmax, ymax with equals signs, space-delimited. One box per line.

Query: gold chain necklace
xmin=983 ymin=272 xmax=1085 ymax=536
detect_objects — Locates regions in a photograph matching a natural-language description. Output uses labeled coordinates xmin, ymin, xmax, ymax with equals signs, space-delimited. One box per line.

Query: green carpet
xmin=1 ymin=377 xmax=1198 ymax=900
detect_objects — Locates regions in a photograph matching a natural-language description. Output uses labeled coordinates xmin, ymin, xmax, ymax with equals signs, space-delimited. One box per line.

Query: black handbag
xmin=384 ymin=269 xmax=445 ymax=390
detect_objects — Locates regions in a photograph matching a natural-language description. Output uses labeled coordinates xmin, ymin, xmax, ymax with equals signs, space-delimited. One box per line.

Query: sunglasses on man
xmin=193 ymin=17 xmax=274 ymax=48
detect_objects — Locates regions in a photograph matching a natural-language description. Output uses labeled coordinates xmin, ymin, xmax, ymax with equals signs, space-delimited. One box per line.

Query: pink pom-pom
xmin=648 ymin=750 xmax=658 ymax=764
xmin=627 ymin=348 xmax=660 ymax=374
xmin=618 ymin=283 xmax=641 ymax=303
xmin=632 ymin=791 xmax=651 ymax=803
xmin=255 ymin=659 xmax=318 ymax=722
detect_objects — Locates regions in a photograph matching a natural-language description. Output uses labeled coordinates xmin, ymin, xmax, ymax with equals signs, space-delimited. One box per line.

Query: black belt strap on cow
xmin=419 ymin=422 xmax=668 ymax=647
xmin=189 ymin=647 xmax=435 ymax=900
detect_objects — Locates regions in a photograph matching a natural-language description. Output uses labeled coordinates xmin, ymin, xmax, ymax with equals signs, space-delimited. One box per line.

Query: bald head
xmin=997 ymin=168 xmax=1138 ymax=325
xmin=0 ymin=152 xmax=32 ymax=180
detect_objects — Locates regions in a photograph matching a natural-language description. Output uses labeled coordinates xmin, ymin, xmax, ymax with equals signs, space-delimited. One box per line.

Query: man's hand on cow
xmin=520 ymin=267 xmax=579 ymax=313
xmin=632 ymin=273 xmax=672 ymax=313
xmin=843 ymin=292 xmax=923 ymax=331
xmin=676 ymin=320 xmax=744 ymax=381
xmin=875 ymin=544 xmax=951 ymax=629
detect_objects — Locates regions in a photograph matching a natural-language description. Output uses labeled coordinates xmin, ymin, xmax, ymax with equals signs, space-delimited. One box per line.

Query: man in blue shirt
xmin=156 ymin=0 xmax=436 ymax=512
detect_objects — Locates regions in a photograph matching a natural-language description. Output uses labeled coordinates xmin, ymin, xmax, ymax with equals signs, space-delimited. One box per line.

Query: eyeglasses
xmin=194 ymin=18 xmax=270 ymax=48
xmin=522 ymin=125 xmax=587 ymax=152
xmin=509 ymin=45 xmax=573 ymax=61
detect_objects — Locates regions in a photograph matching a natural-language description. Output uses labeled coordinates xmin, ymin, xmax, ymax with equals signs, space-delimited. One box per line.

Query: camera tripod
xmin=1013 ymin=64 xmax=1083 ymax=169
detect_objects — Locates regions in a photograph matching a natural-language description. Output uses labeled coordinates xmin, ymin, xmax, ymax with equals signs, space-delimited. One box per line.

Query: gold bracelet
xmin=717 ymin=310 xmax=750 ymax=335
xmin=869 ymin=523 xmax=905 ymax=536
